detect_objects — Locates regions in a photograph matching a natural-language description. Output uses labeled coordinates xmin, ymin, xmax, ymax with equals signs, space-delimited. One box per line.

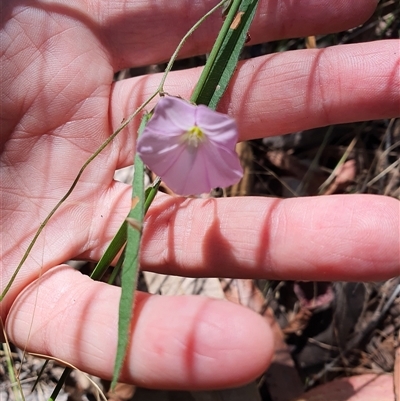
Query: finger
xmin=6 ymin=267 xmax=273 ymax=390
xmin=138 ymin=194 xmax=399 ymax=282
xmin=86 ymin=0 xmax=378 ymax=69
xmin=224 ymin=40 xmax=400 ymax=138
xmin=110 ymin=40 xmax=400 ymax=165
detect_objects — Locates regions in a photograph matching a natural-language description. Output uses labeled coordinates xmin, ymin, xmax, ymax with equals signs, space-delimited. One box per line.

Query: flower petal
xmin=195 ymin=105 xmax=239 ymax=150
xmin=155 ymin=146 xmax=212 ymax=195
xmin=154 ymin=139 xmax=243 ymax=196
xmin=200 ymin=140 xmax=243 ymax=188
xmin=147 ymin=96 xmax=196 ymax=132
xmin=137 ymin=126 xmax=185 ymax=177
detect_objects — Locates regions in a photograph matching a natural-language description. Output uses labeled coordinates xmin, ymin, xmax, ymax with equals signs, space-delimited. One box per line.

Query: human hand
xmin=1 ymin=0 xmax=399 ymax=390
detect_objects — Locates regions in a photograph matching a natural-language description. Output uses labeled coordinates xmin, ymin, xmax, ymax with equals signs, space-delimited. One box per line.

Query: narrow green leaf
xmin=90 ymin=221 xmax=127 ymax=281
xmin=191 ymin=0 xmax=259 ymax=109
xmin=190 ymin=0 xmax=241 ymax=104
xmin=111 ymin=114 xmax=149 ymax=388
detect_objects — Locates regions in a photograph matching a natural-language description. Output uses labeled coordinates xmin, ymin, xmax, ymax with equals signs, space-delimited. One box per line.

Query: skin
xmin=1 ymin=0 xmax=399 ymax=391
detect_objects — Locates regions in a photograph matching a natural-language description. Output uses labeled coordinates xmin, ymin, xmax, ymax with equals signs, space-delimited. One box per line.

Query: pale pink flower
xmin=136 ymin=96 xmax=243 ymax=195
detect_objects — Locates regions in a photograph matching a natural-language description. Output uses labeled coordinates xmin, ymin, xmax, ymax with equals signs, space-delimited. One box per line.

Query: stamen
xmin=182 ymin=126 xmax=206 ymax=148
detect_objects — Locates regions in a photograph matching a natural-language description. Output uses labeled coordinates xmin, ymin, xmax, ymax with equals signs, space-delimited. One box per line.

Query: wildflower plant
xmin=113 ymin=0 xmax=259 ymax=385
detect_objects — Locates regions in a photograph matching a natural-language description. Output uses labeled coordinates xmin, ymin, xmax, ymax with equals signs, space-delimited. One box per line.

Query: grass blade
xmin=191 ymin=0 xmax=259 ymax=109
xmin=90 ymin=221 xmax=127 ymax=281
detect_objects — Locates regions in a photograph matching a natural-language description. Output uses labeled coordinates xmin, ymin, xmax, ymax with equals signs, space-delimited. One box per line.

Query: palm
xmin=1 ymin=7 xmax=125 ymax=308
xmin=1 ymin=0 xmax=399 ymax=389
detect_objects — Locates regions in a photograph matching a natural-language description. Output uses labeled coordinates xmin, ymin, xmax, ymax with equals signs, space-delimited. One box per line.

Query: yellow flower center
xmin=182 ymin=126 xmax=206 ymax=148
